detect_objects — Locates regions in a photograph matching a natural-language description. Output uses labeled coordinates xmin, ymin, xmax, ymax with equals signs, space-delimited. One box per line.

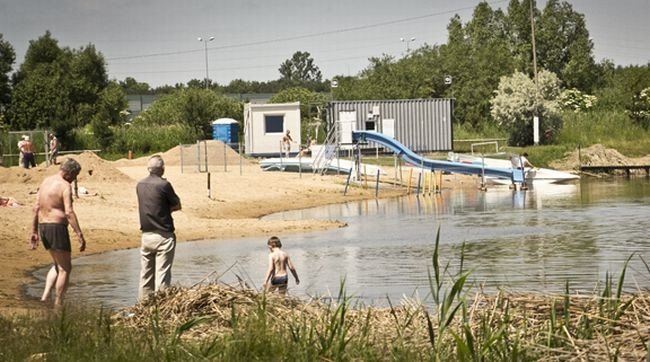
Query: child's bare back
xmin=263 ymin=236 xmax=299 ymax=294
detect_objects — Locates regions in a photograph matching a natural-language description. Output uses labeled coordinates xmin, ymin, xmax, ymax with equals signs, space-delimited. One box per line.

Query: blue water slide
xmin=352 ymin=131 xmax=522 ymax=183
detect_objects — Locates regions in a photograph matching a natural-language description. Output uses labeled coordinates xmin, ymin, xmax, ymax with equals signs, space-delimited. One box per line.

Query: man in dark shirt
xmin=136 ymin=155 xmax=181 ymax=300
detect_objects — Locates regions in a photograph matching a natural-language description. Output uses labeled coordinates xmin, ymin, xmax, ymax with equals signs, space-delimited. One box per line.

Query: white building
xmin=244 ymin=102 xmax=301 ymax=157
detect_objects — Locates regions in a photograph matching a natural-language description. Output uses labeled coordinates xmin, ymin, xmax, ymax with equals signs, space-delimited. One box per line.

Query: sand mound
xmin=112 ymin=140 xmax=252 ymax=169
xmin=549 ymin=144 xmax=636 ymax=170
xmin=65 ymin=152 xmax=133 ymax=183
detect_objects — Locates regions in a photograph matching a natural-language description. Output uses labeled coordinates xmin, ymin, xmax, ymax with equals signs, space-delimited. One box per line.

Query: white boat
xmin=447 ymin=152 xmax=579 ymax=185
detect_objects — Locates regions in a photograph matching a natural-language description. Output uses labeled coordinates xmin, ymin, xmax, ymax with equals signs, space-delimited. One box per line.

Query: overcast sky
xmin=1 ymin=0 xmax=648 ymax=88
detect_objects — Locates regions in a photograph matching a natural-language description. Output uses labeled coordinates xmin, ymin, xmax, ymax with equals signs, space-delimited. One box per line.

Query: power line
xmin=106 ymin=1 xmax=506 ymax=61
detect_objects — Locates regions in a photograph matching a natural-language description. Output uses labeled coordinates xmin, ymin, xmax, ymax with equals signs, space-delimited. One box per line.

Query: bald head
xmin=147 ymin=156 xmax=165 ymax=176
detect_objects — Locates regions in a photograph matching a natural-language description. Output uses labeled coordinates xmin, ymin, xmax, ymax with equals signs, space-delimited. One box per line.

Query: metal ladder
xmin=311 ymin=124 xmax=340 ymax=175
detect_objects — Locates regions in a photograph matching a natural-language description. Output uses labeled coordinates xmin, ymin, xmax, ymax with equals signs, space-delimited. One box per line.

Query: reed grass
xmin=3 ymin=230 xmax=650 ymax=361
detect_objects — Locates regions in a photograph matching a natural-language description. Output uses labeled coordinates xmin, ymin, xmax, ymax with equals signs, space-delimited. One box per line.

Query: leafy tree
xmin=8 ymin=63 xmax=72 ymax=132
xmin=594 ymin=64 xmax=650 ymax=111
xmin=90 ymin=81 xmax=128 ymax=150
xmin=329 ymin=75 xmax=367 ymax=101
xmin=0 ymin=34 xmax=15 ymax=115
xmin=559 ymin=88 xmax=597 ymax=113
xmin=332 ymin=46 xmax=444 ymax=102
xmin=97 ymin=81 xmax=128 ymax=126
xmin=536 ymin=0 xmax=598 ymax=91
xmin=7 ymin=32 xmax=110 ymax=146
xmin=490 ymin=69 xmax=562 ymax=145
xmin=278 ymin=51 xmax=323 ymax=85
xmin=504 ymin=0 xmax=536 ymax=75
xmin=224 ymin=79 xmax=255 ymax=94
xmin=353 ymin=55 xmax=405 ymax=99
xmin=187 ymin=78 xmax=207 ymax=89
xmin=19 ymin=30 xmax=63 ymax=75
xmin=119 ymin=77 xmax=151 ymax=94
xmin=440 ymin=5 xmax=514 ymax=126
xmin=152 ymin=83 xmax=185 ymax=94
xmin=69 ymin=44 xmax=108 ymax=104
xmin=135 ymin=88 xmax=242 ymax=138
xmin=269 ymin=87 xmax=327 ymax=140
xmin=628 ymin=87 xmax=650 ymax=128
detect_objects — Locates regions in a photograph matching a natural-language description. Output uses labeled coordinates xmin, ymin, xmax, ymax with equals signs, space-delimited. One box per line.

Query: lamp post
xmin=400 ymin=37 xmax=416 ymax=54
xmin=197 ymin=36 xmax=215 ymax=89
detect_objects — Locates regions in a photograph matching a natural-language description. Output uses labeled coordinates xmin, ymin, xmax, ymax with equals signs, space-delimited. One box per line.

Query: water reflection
xmin=27 ymin=178 xmax=650 ymax=308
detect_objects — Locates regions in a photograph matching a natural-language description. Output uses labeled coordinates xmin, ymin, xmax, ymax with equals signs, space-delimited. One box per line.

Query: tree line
xmin=0 ymin=0 xmax=648 ymax=155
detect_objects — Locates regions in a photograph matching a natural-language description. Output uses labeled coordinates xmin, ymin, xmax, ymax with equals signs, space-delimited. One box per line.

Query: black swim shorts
xmin=39 ymin=223 xmax=71 ymax=252
xmin=271 ymin=275 xmax=288 ymax=286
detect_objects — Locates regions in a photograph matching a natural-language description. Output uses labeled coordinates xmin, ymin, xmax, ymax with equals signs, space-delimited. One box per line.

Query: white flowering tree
xmin=490 ymin=70 xmax=562 ymax=146
xmin=628 ymin=87 xmax=650 ymax=129
xmin=559 ymin=88 xmax=597 ymax=113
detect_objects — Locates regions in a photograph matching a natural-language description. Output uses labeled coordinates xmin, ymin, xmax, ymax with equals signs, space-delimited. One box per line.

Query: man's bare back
xmin=20 ymin=140 xmax=34 ymax=153
xmin=37 ymin=174 xmax=73 ymax=225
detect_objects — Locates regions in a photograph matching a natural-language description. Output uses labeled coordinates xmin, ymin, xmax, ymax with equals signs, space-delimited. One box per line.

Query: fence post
xmin=223 ymin=142 xmax=227 ymax=172
xmin=207 ymin=172 xmax=211 ymax=199
xmin=343 ymin=168 xmax=353 ymax=195
xmin=375 ymin=169 xmax=380 ymax=198
xmin=180 ymin=143 xmax=184 ymax=174
xmin=239 ymin=142 xmax=243 ymax=176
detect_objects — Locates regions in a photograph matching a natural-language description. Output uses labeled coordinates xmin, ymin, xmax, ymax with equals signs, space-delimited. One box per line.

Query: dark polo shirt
xmin=136 ymin=174 xmax=180 ymax=233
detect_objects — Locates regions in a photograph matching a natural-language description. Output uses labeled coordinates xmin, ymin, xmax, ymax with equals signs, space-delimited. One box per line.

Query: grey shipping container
xmin=327 ymin=99 xmax=453 ymax=153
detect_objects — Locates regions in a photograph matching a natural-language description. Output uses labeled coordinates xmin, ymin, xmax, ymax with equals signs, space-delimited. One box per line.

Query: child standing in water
xmin=263 ymin=236 xmax=300 ymax=294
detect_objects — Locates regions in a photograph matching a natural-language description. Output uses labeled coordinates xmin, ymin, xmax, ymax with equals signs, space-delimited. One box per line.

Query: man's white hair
xmin=147 ymin=156 xmax=165 ymax=172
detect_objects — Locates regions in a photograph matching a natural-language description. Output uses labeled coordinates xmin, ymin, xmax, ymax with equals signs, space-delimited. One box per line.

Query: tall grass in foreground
xmin=2 ymin=233 xmax=649 ymax=361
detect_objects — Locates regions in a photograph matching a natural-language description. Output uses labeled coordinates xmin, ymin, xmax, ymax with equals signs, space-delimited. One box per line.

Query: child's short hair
xmin=267 ymin=236 xmax=282 ymax=248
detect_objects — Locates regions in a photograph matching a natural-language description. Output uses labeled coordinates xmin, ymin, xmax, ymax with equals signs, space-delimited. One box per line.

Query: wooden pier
xmin=580 ymin=165 xmax=650 ymax=177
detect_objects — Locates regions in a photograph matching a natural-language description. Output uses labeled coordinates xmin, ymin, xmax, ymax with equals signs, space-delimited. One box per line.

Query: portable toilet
xmin=211 ymin=118 xmax=240 ymax=144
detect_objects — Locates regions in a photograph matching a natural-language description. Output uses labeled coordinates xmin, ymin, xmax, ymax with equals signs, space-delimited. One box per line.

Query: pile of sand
xmin=112 ymin=140 xmax=252 ymax=169
xmin=549 ymin=144 xmax=646 ymax=170
xmin=66 ymin=152 xmax=133 ymax=183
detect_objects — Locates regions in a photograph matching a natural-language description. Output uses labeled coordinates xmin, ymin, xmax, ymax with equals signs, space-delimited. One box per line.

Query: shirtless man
xmin=29 ymin=158 xmax=86 ymax=306
xmin=17 ymin=135 xmax=27 ymax=166
xmin=20 ymin=135 xmax=36 ymax=168
xmin=49 ymin=133 xmax=59 ymax=165
xmin=281 ymin=130 xmax=294 ymax=158
xmin=263 ymin=236 xmax=300 ymax=294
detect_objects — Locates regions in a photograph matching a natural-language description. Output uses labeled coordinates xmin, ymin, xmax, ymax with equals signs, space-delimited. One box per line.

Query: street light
xmin=198 ymin=36 xmax=215 ymax=89
xmin=400 ymin=37 xmax=416 ymax=53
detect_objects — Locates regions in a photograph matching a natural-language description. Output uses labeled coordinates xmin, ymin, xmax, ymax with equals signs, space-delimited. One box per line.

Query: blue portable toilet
xmin=211 ymin=118 xmax=240 ymax=144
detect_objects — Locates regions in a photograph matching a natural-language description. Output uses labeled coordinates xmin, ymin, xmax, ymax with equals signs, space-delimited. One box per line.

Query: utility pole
xmin=530 ymin=0 xmax=540 ymax=145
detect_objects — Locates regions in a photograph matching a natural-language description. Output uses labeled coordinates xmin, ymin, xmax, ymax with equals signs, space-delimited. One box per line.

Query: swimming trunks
xmin=271 ymin=275 xmax=288 ymax=286
xmin=39 ymin=223 xmax=71 ymax=252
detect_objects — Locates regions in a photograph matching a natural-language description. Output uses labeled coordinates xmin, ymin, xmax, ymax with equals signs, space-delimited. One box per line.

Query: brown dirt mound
xmin=549 ymin=144 xmax=637 ymax=170
xmin=112 ymin=140 xmax=252 ymax=168
xmin=65 ymin=152 xmax=133 ymax=183
xmin=0 ymin=152 xmax=132 ymax=185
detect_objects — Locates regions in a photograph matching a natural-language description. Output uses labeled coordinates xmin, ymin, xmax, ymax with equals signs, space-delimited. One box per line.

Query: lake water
xmin=26 ymin=178 xmax=650 ymax=309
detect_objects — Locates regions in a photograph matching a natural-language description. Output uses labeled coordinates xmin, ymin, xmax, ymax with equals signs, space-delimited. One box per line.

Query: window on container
xmin=265 ymin=115 xmax=284 ymax=134
xmin=365 ymin=120 xmax=376 ymax=131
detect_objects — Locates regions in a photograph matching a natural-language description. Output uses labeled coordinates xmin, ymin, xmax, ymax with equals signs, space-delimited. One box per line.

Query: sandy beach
xmin=1 ymin=142 xmax=489 ymax=312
